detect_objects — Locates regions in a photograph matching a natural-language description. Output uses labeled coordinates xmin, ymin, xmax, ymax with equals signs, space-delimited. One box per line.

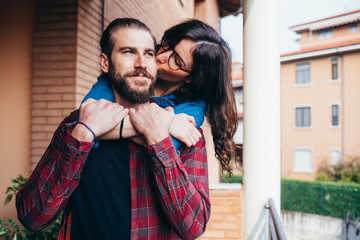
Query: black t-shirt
xmin=70 ymin=139 xmax=131 ymax=240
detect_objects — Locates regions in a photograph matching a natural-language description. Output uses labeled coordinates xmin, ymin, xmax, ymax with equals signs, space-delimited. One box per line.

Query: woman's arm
xmin=100 ymin=101 xmax=206 ymax=150
xmin=99 ymin=111 xmax=202 ymax=148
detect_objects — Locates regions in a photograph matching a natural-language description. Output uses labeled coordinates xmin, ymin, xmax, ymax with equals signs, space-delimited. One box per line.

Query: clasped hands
xmin=71 ymin=98 xmax=201 ymax=146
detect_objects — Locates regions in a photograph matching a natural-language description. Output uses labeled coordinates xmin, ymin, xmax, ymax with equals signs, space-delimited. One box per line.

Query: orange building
xmin=232 ymin=62 xmax=244 ymax=147
xmin=0 ymin=0 xmax=241 ymax=223
xmin=280 ymin=9 xmax=360 ymax=180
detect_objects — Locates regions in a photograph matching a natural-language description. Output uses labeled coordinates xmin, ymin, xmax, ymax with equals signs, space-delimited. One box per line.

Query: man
xmin=16 ymin=18 xmax=210 ymax=240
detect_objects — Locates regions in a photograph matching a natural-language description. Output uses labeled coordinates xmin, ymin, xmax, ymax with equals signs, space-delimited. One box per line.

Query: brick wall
xmin=30 ymin=0 xmax=222 ymax=174
xmin=104 ymin=0 xmax=195 ymax=41
xmin=200 ymin=185 xmax=244 ymax=240
xmin=32 ymin=0 xmax=79 ymax=169
xmin=76 ymin=0 xmax=103 ymax=105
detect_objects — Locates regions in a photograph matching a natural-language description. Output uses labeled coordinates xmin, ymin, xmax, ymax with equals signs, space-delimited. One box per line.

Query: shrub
xmin=316 ymin=156 xmax=360 ymax=183
xmin=221 ymin=173 xmax=243 ymax=183
xmin=281 ymin=178 xmax=360 ymax=219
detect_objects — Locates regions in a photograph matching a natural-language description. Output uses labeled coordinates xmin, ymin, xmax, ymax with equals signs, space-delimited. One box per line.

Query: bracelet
xmin=120 ymin=118 xmax=124 ymax=139
xmin=77 ymin=121 xmax=96 ymax=140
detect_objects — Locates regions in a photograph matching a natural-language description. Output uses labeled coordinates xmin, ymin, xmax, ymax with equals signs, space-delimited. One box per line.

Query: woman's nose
xmin=156 ymin=51 xmax=168 ymax=64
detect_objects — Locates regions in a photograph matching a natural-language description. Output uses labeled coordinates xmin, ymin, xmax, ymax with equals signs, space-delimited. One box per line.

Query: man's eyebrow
xmin=145 ymin=48 xmax=156 ymax=52
xmin=119 ymin=46 xmax=155 ymax=52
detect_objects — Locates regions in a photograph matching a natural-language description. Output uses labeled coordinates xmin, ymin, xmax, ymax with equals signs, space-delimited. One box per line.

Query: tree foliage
xmin=316 ymin=156 xmax=360 ymax=183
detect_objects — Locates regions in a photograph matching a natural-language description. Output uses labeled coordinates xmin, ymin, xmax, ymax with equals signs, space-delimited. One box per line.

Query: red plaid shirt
xmin=16 ymin=110 xmax=210 ymax=239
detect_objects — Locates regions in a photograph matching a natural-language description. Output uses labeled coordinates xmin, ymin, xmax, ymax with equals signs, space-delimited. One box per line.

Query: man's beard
xmin=108 ymin=61 xmax=155 ymax=104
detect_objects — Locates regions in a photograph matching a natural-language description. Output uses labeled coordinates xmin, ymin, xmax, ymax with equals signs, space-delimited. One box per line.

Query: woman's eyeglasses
xmin=157 ymin=46 xmax=191 ymax=74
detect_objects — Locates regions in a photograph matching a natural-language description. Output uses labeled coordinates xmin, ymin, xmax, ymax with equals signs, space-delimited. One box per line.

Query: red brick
xmin=62 ymin=93 xmax=75 ymax=101
xmin=48 ymin=53 xmax=76 ymax=61
xmin=32 ymin=109 xmax=62 ymax=117
xmin=33 ymin=94 xmax=62 ymax=101
xmin=63 ymin=77 xmax=76 ymax=85
xmin=32 ymin=86 xmax=48 ymax=93
xmin=48 ymin=69 xmax=76 ymax=77
xmin=47 ymin=117 xmax=63 ymax=125
xmin=47 ymin=101 xmax=75 ymax=109
xmin=32 ymin=117 xmax=47 ymax=124
xmin=48 ymin=85 xmax=75 ymax=93
xmin=33 ymin=77 xmax=63 ymax=86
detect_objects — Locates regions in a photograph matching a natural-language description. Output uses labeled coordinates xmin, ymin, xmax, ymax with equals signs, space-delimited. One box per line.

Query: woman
xmin=85 ymin=19 xmax=239 ymax=175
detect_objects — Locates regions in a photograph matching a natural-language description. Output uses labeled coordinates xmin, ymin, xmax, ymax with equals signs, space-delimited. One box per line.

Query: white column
xmin=242 ymin=0 xmax=281 ymax=239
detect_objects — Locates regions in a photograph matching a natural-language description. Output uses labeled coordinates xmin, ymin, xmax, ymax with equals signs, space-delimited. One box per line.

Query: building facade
xmin=0 ymin=0 xmax=241 ymax=222
xmin=280 ymin=9 xmax=360 ymax=180
xmin=232 ymin=62 xmax=244 ymax=146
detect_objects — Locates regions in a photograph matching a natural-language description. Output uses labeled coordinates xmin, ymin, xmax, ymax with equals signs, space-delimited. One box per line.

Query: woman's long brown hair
xmin=161 ymin=19 xmax=240 ymax=176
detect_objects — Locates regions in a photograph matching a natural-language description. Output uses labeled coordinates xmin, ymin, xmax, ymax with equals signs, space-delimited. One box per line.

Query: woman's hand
xmin=169 ymin=113 xmax=201 ymax=147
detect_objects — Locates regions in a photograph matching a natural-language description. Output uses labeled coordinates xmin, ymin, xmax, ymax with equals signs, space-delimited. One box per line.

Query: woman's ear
xmin=185 ymin=76 xmax=192 ymax=84
xmin=99 ymin=53 xmax=109 ymax=73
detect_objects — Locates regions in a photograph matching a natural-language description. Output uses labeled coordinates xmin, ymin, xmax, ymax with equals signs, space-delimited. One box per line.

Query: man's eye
xmin=123 ymin=50 xmax=134 ymax=54
xmin=146 ymin=52 xmax=155 ymax=57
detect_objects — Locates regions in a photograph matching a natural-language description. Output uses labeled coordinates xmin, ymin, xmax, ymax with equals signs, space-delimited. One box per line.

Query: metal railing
xmin=345 ymin=211 xmax=360 ymax=240
xmin=265 ymin=198 xmax=287 ymax=240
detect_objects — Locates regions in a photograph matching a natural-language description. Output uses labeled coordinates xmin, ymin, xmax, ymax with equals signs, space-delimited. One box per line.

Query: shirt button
xmin=81 ymin=151 xmax=85 ymax=156
xmin=71 ymin=148 xmax=76 ymax=153
xmin=159 ymin=152 xmax=163 ymax=156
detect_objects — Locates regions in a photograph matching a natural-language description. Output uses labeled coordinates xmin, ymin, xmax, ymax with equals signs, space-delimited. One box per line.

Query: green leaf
xmin=10 ymin=178 xmax=19 ymax=184
xmin=12 ymin=232 xmax=18 ymax=240
xmin=4 ymin=194 xmax=12 ymax=205
xmin=5 ymin=187 xmax=15 ymax=194
xmin=8 ymin=219 xmax=19 ymax=231
xmin=0 ymin=219 xmax=9 ymax=225
xmin=0 ymin=229 xmax=11 ymax=236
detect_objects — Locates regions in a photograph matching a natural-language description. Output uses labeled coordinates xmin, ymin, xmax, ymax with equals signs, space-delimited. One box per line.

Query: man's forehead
xmin=113 ymin=27 xmax=155 ymax=50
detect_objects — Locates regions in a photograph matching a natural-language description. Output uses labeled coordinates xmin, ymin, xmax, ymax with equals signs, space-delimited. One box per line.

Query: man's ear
xmin=99 ymin=53 xmax=109 ymax=73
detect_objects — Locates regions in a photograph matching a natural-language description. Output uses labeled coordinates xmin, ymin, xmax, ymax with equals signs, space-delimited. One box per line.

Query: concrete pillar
xmin=242 ymin=0 xmax=281 ymax=238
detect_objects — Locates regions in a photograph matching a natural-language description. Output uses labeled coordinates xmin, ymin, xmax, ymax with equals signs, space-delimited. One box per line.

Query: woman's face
xmin=156 ymin=39 xmax=195 ymax=84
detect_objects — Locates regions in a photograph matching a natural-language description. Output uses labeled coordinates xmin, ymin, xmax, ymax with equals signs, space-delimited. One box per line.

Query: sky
xmin=220 ymin=0 xmax=360 ymax=62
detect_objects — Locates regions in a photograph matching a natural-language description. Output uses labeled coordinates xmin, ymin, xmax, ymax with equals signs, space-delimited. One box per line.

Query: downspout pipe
xmin=338 ymin=51 xmax=345 ymax=163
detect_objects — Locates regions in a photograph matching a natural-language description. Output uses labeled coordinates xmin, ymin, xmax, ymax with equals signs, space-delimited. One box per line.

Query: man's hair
xmin=100 ymin=18 xmax=156 ymax=57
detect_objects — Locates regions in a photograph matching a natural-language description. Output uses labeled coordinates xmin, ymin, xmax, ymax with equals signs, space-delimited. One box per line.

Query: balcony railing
xmin=265 ymin=198 xmax=287 ymax=240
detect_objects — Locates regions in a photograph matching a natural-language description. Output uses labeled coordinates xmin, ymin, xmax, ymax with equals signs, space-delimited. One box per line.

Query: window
xmin=331 ymin=104 xmax=339 ymax=126
xmin=234 ymin=87 xmax=243 ymax=114
xmin=296 ymin=107 xmax=311 ymax=127
xmin=294 ymin=149 xmax=312 ymax=172
xmin=331 ymin=58 xmax=338 ymax=80
xmin=331 ymin=149 xmax=340 ymax=165
xmin=317 ymin=28 xmax=333 ymax=39
xmin=233 ymin=119 xmax=243 ymax=144
xmin=296 ymin=63 xmax=310 ymax=84
xmin=350 ymin=22 xmax=358 ymax=33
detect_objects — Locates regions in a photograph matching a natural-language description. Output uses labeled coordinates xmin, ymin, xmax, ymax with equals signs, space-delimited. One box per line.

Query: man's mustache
xmin=124 ymin=69 xmax=155 ymax=80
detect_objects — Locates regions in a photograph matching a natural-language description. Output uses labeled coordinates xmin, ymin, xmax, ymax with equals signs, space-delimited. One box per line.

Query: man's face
xmin=105 ymin=28 xmax=157 ymax=104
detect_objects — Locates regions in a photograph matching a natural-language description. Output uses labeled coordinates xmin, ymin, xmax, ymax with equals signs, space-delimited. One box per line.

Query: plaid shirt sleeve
xmin=16 ymin=110 xmax=93 ymax=232
xmin=146 ymin=130 xmax=210 ymax=239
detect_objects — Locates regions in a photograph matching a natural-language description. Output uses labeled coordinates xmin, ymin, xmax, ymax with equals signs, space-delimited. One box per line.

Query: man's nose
xmin=135 ymin=55 xmax=147 ymax=69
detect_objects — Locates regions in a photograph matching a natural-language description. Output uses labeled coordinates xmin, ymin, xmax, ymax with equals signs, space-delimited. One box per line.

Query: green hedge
xmin=221 ymin=175 xmax=360 ymax=219
xmin=221 ymin=173 xmax=243 ymax=184
xmin=281 ymin=179 xmax=360 ymax=219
